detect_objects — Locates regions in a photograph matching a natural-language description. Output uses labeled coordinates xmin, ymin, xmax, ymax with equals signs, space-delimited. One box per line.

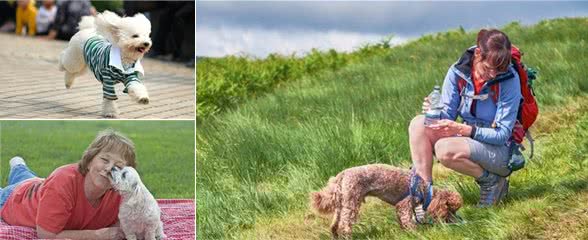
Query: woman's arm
xmin=470 ymin=71 xmax=522 ymax=145
xmin=37 ymin=225 xmax=124 ymax=240
xmin=428 ymin=119 xmax=473 ymax=138
xmin=440 ymin=67 xmax=461 ymax=121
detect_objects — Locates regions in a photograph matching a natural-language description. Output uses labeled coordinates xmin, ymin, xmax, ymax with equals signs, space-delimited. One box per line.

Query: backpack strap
xmin=526 ymin=130 xmax=535 ymax=159
xmin=490 ymin=84 xmax=499 ymax=103
xmin=458 ymin=78 xmax=466 ymax=92
xmin=458 ymin=77 xmax=500 ymax=117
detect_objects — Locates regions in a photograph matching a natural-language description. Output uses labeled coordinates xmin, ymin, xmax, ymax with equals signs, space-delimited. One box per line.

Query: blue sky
xmin=196 ymin=1 xmax=588 ymax=58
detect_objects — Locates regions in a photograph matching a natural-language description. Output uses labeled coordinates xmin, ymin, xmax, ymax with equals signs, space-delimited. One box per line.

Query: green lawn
xmin=0 ymin=120 xmax=195 ymax=199
xmin=197 ymin=18 xmax=588 ymax=239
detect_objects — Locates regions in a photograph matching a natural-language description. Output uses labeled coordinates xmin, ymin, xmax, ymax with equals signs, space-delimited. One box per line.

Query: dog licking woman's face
xmin=110 ymin=166 xmax=142 ymax=194
xmin=87 ymin=151 xmax=125 ymax=191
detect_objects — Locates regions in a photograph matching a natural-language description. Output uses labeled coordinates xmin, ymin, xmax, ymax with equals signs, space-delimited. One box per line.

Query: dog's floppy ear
xmin=95 ymin=11 xmax=122 ymax=42
xmin=132 ymin=13 xmax=151 ymax=30
xmin=427 ymin=191 xmax=448 ymax=219
xmin=133 ymin=13 xmax=149 ymax=22
xmin=446 ymin=190 xmax=463 ymax=212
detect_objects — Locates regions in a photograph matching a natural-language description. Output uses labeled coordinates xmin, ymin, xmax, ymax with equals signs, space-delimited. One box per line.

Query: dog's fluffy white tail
xmin=78 ymin=16 xmax=95 ymax=30
xmin=310 ymin=176 xmax=339 ymax=215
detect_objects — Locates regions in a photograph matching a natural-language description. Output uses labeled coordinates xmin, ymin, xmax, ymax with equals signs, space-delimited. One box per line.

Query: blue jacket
xmin=440 ymin=46 xmax=522 ymax=146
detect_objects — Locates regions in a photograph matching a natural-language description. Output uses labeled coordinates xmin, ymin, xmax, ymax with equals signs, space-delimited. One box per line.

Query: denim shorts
xmin=466 ymin=138 xmax=512 ymax=177
xmin=0 ymin=164 xmax=38 ymax=209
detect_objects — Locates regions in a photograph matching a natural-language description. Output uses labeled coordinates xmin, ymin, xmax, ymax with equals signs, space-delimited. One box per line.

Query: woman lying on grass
xmin=0 ymin=130 xmax=134 ymax=239
xmin=408 ymin=28 xmax=521 ymax=217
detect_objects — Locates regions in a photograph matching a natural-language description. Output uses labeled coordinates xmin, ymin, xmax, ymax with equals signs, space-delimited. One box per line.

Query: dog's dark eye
xmin=132 ymin=34 xmax=139 ymax=38
xmin=122 ymin=171 xmax=127 ymax=178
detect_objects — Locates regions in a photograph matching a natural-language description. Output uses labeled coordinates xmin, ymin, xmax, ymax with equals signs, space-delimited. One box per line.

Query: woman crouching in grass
xmin=407 ymin=29 xmax=521 ymax=215
xmin=0 ymin=129 xmax=135 ymax=239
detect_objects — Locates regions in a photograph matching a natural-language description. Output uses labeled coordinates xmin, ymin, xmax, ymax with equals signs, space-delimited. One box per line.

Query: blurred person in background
xmin=124 ymin=1 xmax=194 ymax=67
xmin=45 ymin=0 xmax=94 ymax=41
xmin=15 ymin=0 xmax=37 ymax=36
xmin=91 ymin=0 xmax=123 ymax=16
xmin=35 ymin=0 xmax=57 ymax=36
xmin=0 ymin=1 xmax=17 ymax=32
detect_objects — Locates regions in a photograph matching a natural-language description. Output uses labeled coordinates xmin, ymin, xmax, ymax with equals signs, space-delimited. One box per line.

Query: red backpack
xmin=458 ymin=45 xmax=539 ymax=158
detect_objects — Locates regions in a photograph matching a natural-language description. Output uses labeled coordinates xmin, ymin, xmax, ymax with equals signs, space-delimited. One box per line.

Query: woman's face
xmin=474 ymin=48 xmax=507 ymax=81
xmin=86 ymin=151 xmax=126 ymax=191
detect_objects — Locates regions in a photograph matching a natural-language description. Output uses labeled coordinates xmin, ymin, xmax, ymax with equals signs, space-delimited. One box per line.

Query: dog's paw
xmin=103 ymin=113 xmax=118 ymax=118
xmin=126 ymin=82 xmax=150 ymax=104
xmin=137 ymin=97 xmax=149 ymax=105
xmin=64 ymin=72 xmax=76 ymax=89
xmin=102 ymin=99 xmax=119 ymax=118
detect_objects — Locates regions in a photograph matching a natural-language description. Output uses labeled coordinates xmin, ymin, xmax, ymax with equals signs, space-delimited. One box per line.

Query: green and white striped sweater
xmin=83 ymin=36 xmax=144 ymax=100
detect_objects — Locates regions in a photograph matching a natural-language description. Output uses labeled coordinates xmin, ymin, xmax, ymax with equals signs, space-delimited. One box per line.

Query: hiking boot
xmin=476 ymin=171 xmax=509 ymax=207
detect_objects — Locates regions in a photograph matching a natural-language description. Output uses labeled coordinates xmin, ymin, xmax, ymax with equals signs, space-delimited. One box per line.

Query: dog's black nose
xmin=143 ymin=42 xmax=150 ymax=47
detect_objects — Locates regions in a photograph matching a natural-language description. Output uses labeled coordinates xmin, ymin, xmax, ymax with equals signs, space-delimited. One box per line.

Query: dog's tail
xmin=78 ymin=15 xmax=95 ymax=31
xmin=310 ymin=175 xmax=340 ymax=215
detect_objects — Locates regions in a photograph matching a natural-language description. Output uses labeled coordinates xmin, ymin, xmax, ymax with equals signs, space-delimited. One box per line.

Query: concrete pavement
xmin=0 ymin=33 xmax=194 ymax=119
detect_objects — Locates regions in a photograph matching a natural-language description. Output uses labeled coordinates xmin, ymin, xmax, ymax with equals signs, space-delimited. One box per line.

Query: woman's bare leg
xmin=408 ymin=115 xmax=440 ymax=182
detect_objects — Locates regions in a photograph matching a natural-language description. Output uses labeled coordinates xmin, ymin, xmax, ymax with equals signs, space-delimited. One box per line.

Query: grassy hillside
xmin=196 ymin=18 xmax=588 ymax=239
xmin=196 ymin=37 xmax=394 ymax=119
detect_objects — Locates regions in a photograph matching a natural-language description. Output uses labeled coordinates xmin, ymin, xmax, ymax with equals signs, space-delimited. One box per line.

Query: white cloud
xmin=196 ymin=25 xmax=411 ymax=58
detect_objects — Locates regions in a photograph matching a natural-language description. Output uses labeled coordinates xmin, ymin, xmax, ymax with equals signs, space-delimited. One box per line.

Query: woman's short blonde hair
xmin=78 ymin=129 xmax=137 ymax=175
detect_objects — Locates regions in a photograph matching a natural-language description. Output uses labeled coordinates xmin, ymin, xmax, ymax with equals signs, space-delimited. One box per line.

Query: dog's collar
xmin=109 ymin=46 xmax=145 ymax=77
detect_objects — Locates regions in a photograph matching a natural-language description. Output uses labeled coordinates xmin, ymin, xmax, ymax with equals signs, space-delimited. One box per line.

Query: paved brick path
xmin=0 ymin=33 xmax=194 ymax=119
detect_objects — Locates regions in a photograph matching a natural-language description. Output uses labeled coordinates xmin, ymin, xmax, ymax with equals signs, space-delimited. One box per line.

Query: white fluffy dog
xmin=58 ymin=11 xmax=152 ymax=118
xmin=110 ymin=166 xmax=165 ymax=240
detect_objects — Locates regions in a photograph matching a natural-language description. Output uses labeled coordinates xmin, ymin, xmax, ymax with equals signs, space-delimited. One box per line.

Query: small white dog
xmin=110 ymin=166 xmax=165 ymax=240
xmin=59 ymin=11 xmax=152 ymax=118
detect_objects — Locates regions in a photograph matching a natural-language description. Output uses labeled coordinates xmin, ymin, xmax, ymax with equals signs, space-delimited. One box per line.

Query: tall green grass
xmin=0 ymin=120 xmax=195 ymax=199
xmin=196 ymin=37 xmax=394 ymax=119
xmin=197 ymin=18 xmax=588 ymax=239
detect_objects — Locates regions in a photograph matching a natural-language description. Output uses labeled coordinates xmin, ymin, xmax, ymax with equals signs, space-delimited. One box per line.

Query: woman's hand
xmin=37 ymin=226 xmax=125 ymax=239
xmin=427 ymin=119 xmax=471 ymax=138
xmin=95 ymin=227 xmax=125 ymax=240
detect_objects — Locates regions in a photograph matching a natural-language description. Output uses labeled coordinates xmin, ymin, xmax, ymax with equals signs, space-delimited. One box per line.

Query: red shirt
xmin=472 ymin=61 xmax=485 ymax=94
xmin=1 ymin=164 xmax=121 ymax=234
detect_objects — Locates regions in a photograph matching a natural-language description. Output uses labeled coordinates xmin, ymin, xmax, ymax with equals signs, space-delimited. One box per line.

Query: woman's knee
xmin=434 ymin=140 xmax=451 ymax=164
xmin=434 ymin=139 xmax=468 ymax=166
xmin=408 ymin=115 xmax=425 ymax=133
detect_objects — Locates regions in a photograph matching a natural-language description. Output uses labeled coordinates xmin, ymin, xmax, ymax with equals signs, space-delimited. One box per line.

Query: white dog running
xmin=110 ymin=166 xmax=165 ymax=240
xmin=58 ymin=11 xmax=151 ymax=118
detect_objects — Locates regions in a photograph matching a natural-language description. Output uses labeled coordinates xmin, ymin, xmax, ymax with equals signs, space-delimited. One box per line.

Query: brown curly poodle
xmin=310 ymin=164 xmax=462 ymax=238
